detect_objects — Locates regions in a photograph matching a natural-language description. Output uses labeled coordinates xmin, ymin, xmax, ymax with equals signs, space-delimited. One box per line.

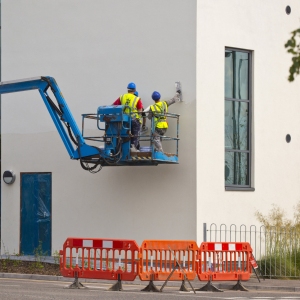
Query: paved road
xmin=1 ymin=278 xmax=300 ymax=300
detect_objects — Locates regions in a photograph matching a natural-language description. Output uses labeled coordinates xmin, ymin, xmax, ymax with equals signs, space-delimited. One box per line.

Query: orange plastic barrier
xmin=139 ymin=240 xmax=199 ymax=281
xmin=249 ymin=253 xmax=258 ymax=269
xmin=60 ymin=237 xmax=139 ymax=281
xmin=198 ymin=242 xmax=252 ymax=281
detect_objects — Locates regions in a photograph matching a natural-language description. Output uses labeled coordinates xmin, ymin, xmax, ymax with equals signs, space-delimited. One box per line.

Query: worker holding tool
xmin=113 ymin=82 xmax=143 ymax=152
xmin=147 ymin=90 xmax=181 ymax=152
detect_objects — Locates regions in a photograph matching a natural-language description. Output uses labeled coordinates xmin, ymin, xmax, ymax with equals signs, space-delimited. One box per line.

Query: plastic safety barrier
xmin=249 ymin=253 xmax=258 ymax=270
xmin=139 ymin=240 xmax=199 ymax=291
xmin=59 ymin=238 xmax=254 ymax=292
xmin=60 ymin=237 xmax=139 ymax=289
xmin=198 ymin=242 xmax=252 ymax=281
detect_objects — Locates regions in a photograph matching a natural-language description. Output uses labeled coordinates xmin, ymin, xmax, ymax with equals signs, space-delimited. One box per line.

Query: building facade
xmin=1 ymin=0 xmax=300 ymax=255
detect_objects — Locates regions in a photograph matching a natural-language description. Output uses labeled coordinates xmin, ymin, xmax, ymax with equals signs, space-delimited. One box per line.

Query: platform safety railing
xmin=81 ymin=109 xmax=180 ymax=159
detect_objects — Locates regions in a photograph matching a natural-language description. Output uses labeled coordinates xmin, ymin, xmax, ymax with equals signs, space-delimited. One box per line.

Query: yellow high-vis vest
xmin=120 ymin=93 xmax=141 ymax=121
xmin=150 ymin=101 xmax=168 ymax=129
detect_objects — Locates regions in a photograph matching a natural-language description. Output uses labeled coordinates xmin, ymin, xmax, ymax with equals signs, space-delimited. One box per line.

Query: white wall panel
xmin=197 ymin=0 xmax=300 ymax=242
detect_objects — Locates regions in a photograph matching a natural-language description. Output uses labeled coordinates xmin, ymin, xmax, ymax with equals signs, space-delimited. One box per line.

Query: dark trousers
xmin=131 ymin=118 xmax=141 ymax=148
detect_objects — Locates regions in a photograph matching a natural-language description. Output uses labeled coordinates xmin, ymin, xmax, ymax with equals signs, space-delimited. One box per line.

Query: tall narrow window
xmin=225 ymin=49 xmax=252 ymax=190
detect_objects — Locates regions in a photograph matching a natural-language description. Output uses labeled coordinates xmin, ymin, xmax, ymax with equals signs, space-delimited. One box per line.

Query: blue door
xmin=20 ymin=173 xmax=52 ymax=255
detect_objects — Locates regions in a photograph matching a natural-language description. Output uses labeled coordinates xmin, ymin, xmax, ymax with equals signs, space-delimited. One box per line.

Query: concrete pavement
xmin=0 ymin=272 xmax=299 ymax=292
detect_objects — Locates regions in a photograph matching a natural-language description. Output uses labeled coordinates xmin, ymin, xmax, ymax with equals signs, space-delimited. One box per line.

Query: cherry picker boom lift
xmin=0 ymin=76 xmax=180 ymax=172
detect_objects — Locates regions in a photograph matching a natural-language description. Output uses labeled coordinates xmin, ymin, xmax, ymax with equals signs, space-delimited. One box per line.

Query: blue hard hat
xmin=127 ymin=82 xmax=136 ymax=90
xmin=134 ymin=91 xmax=139 ymax=97
xmin=152 ymin=91 xmax=161 ymax=101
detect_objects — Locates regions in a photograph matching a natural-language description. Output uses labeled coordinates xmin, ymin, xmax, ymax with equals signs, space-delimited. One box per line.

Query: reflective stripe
xmin=132 ymin=96 xmax=138 ymax=109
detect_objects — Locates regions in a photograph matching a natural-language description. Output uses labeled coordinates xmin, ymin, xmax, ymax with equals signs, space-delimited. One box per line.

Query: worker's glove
xmin=175 ymin=90 xmax=181 ymax=101
xmin=141 ymin=125 xmax=148 ymax=133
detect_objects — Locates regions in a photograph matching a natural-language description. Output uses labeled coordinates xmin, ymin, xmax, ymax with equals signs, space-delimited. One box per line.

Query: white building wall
xmin=197 ymin=0 xmax=300 ymax=241
xmin=3 ymin=0 xmax=300 ymax=255
xmin=1 ymin=0 xmax=197 ymax=254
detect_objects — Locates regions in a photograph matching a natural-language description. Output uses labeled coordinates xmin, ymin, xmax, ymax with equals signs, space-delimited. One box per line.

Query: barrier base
xmin=179 ymin=280 xmax=189 ymax=292
xmin=66 ymin=272 xmax=87 ymax=289
xmin=109 ymin=274 xmax=123 ymax=291
xmin=196 ymin=277 xmax=223 ymax=292
xmin=230 ymin=278 xmax=248 ymax=291
xmin=141 ymin=275 xmax=160 ymax=293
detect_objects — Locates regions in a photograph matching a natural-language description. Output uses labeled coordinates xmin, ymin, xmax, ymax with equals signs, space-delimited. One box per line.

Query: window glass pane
xmin=225 ymin=151 xmax=249 ymax=185
xmin=225 ymin=51 xmax=249 ymax=100
xmin=225 ymin=50 xmax=233 ymax=98
xmin=225 ymin=100 xmax=248 ymax=150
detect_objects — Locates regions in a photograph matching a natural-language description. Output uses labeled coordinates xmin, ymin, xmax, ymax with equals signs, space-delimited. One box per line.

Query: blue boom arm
xmin=0 ymin=76 xmax=100 ymax=160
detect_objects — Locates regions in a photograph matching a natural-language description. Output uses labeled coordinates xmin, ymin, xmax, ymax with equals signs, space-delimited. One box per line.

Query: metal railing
xmin=81 ymin=109 xmax=180 ymax=156
xmin=204 ymin=223 xmax=300 ymax=278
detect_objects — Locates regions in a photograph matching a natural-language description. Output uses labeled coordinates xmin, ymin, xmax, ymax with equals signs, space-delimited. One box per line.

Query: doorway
xmin=20 ymin=173 xmax=52 ymax=255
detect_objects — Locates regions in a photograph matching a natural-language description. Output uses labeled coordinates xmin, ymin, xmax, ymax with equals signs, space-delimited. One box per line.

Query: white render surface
xmin=1 ymin=0 xmax=196 ymax=254
xmin=196 ymin=0 xmax=300 ymax=240
xmin=1 ymin=0 xmax=300 ymax=254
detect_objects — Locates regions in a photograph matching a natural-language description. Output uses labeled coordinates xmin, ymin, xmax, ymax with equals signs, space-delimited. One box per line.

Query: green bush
xmin=255 ymin=203 xmax=300 ymax=278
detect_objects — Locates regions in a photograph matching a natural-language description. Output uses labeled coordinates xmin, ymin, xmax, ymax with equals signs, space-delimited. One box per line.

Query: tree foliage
xmin=255 ymin=202 xmax=300 ymax=230
xmin=255 ymin=204 xmax=293 ymax=233
xmin=285 ymin=28 xmax=300 ymax=82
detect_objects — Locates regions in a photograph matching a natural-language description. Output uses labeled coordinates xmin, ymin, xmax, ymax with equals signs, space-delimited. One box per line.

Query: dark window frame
xmin=225 ymin=48 xmax=254 ymax=191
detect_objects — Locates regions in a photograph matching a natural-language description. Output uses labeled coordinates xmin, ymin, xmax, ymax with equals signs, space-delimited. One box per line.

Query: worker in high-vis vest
xmin=113 ymin=82 xmax=143 ymax=152
xmin=147 ymin=90 xmax=181 ymax=152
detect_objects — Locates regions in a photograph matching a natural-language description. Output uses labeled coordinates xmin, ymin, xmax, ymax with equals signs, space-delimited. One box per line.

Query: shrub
xmin=255 ymin=203 xmax=300 ymax=278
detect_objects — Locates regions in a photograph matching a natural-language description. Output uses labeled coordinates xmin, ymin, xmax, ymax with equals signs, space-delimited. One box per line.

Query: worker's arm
xmin=136 ymin=99 xmax=145 ymax=123
xmin=113 ymin=98 xmax=121 ymax=105
xmin=141 ymin=110 xmax=146 ymax=127
xmin=137 ymin=109 xmax=143 ymax=121
xmin=147 ymin=109 xmax=153 ymax=120
xmin=136 ymin=98 xmax=143 ymax=110
xmin=165 ymin=91 xmax=181 ymax=107
xmin=144 ymin=105 xmax=151 ymax=112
